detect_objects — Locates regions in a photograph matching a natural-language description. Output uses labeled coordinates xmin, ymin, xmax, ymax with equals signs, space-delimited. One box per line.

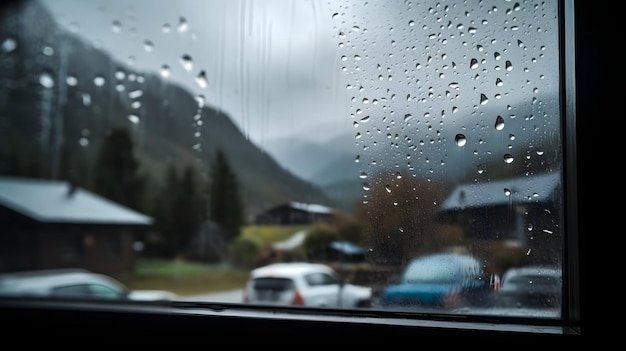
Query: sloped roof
xmin=0 ymin=176 xmax=153 ymax=225
xmin=287 ymin=201 xmax=334 ymax=214
xmin=440 ymin=172 xmax=561 ymax=212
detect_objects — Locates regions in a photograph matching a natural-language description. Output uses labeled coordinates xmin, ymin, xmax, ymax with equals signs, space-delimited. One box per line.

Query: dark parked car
xmin=381 ymin=252 xmax=493 ymax=310
xmin=494 ymin=266 xmax=562 ymax=309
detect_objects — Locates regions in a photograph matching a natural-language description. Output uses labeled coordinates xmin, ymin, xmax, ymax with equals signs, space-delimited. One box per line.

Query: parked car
xmin=243 ymin=262 xmax=372 ymax=308
xmin=0 ymin=269 xmax=178 ymax=301
xmin=494 ymin=266 xmax=562 ymax=309
xmin=381 ymin=252 xmax=493 ymax=310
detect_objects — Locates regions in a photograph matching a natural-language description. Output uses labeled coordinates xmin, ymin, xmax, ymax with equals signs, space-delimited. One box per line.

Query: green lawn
xmin=115 ymin=258 xmax=250 ymax=296
xmin=116 ymin=225 xmax=311 ymax=296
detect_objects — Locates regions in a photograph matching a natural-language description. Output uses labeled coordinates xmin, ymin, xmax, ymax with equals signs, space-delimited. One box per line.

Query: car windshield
xmin=402 ymin=256 xmax=479 ymax=284
xmin=0 ymin=0 xmax=576 ymax=324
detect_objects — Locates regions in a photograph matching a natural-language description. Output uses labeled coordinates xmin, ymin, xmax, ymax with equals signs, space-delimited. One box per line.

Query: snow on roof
xmin=0 ymin=176 xmax=153 ymax=225
xmin=288 ymin=201 xmax=334 ymax=214
xmin=439 ymin=172 xmax=561 ymax=212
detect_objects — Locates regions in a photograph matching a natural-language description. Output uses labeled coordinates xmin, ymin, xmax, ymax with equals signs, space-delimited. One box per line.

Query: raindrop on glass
xmin=495 ymin=115 xmax=505 ymax=130
xmin=143 ymin=40 xmax=154 ymax=52
xmin=504 ymin=188 xmax=511 ymax=197
xmin=180 ymin=54 xmax=193 ymax=71
xmin=1 ymin=36 xmax=17 ymax=53
xmin=93 ymin=75 xmax=106 ymax=87
xmin=195 ymin=94 xmax=205 ymax=108
xmin=66 ymin=76 xmax=78 ymax=87
xmin=128 ymin=89 xmax=143 ymax=99
xmin=455 ymin=134 xmax=466 ymax=147
xmin=195 ymin=70 xmax=208 ymax=88
xmin=503 ymin=154 xmax=514 ymax=164
xmin=480 ymin=94 xmax=488 ymax=105
xmin=39 ymin=72 xmax=54 ymax=88
xmin=470 ymin=58 xmax=479 ymax=69
xmin=42 ymin=46 xmax=54 ymax=56
xmin=505 ymin=60 xmax=513 ymax=71
xmin=112 ymin=20 xmax=122 ymax=32
xmin=177 ymin=17 xmax=189 ymax=32
xmin=128 ymin=115 xmax=140 ymax=124
xmin=160 ymin=64 xmax=171 ymax=78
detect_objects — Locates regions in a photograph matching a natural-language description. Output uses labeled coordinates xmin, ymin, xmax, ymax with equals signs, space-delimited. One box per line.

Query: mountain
xmin=0 ymin=0 xmax=335 ymax=218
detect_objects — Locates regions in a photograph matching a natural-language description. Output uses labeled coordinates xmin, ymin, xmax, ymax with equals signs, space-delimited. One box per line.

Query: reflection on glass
xmin=0 ymin=0 xmax=562 ymax=318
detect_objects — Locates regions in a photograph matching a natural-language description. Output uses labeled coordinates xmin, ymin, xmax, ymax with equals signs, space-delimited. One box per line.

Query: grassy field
xmin=115 ymin=259 xmax=250 ymax=296
xmin=115 ymin=225 xmax=312 ymax=296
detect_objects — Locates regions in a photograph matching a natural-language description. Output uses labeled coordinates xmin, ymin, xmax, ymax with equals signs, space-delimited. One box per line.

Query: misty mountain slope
xmin=0 ymin=0 xmax=335 ymax=218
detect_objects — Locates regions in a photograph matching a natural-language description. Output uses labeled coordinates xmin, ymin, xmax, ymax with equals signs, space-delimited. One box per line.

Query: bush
xmin=229 ymin=237 xmax=261 ymax=269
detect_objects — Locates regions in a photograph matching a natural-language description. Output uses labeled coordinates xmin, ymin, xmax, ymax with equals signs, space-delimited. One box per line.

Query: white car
xmin=0 ymin=268 xmax=178 ymax=302
xmin=243 ymin=262 xmax=372 ymax=308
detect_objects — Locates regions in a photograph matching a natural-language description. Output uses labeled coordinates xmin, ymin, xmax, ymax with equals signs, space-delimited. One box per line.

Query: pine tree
xmin=208 ymin=149 xmax=244 ymax=245
xmin=92 ymin=127 xmax=145 ymax=211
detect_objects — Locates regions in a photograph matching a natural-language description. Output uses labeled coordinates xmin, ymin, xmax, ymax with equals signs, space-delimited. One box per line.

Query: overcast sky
xmin=41 ymin=0 xmax=352 ymax=147
xmin=39 ymin=0 xmax=560 ymax=180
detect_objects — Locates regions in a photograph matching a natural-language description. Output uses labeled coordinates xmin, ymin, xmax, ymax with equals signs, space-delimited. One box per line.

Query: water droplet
xmin=195 ymin=70 xmax=208 ymax=88
xmin=195 ymin=94 xmax=205 ymax=108
xmin=42 ymin=46 xmax=54 ymax=56
xmin=39 ymin=72 xmax=54 ymax=88
xmin=78 ymin=137 xmax=89 ymax=147
xmin=505 ymin=60 xmax=513 ymax=71
xmin=495 ymin=115 xmax=505 ymax=130
xmin=128 ymin=115 xmax=140 ymax=124
xmin=180 ymin=54 xmax=193 ymax=71
xmin=470 ymin=58 xmax=479 ymax=69
xmin=385 ymin=185 xmax=392 ymax=193
xmin=160 ymin=64 xmax=171 ymax=77
xmin=177 ymin=17 xmax=189 ymax=32
xmin=162 ymin=23 xmax=171 ymax=33
xmin=128 ymin=89 xmax=143 ymax=99
xmin=496 ymin=78 xmax=503 ymax=86
xmin=455 ymin=134 xmax=466 ymax=147
xmin=112 ymin=20 xmax=122 ymax=32
xmin=404 ymin=114 xmax=413 ymax=122
xmin=503 ymin=154 xmax=514 ymax=164
xmin=504 ymin=188 xmax=511 ymax=197
xmin=66 ymin=76 xmax=78 ymax=86
xmin=1 ymin=36 xmax=17 ymax=53
xmin=359 ymin=172 xmax=368 ymax=179
xmin=480 ymin=94 xmax=489 ymax=105
xmin=408 ymin=20 xmax=415 ymax=27
xmin=93 ymin=75 xmax=106 ymax=87
xmin=143 ymin=40 xmax=154 ymax=52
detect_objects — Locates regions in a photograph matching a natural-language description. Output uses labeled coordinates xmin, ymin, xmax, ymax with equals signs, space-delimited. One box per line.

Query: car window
xmin=0 ymin=0 xmax=579 ymax=333
xmin=52 ymin=284 xmax=123 ymax=299
xmin=304 ymin=272 xmax=339 ymax=287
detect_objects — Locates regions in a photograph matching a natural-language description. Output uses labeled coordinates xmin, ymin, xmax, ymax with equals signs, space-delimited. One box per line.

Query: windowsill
xmin=0 ymin=297 xmax=581 ymax=341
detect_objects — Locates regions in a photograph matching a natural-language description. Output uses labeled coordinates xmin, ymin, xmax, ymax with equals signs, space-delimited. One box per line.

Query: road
xmin=179 ymin=289 xmax=244 ymax=303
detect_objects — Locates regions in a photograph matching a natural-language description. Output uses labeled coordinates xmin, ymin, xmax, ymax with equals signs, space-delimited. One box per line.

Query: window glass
xmin=0 ymin=0 xmax=567 ymax=320
xmin=305 ymin=272 xmax=339 ymax=287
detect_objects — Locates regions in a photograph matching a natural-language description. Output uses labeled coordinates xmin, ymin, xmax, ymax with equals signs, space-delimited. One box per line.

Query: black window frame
xmin=0 ymin=0 xmax=590 ymax=343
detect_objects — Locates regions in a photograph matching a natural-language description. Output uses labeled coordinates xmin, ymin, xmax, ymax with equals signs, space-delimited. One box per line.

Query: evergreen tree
xmin=208 ymin=149 xmax=244 ymax=245
xmin=92 ymin=127 xmax=145 ymax=211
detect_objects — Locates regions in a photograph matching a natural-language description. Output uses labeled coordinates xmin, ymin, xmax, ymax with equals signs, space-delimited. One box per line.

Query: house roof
xmin=439 ymin=172 xmax=561 ymax=212
xmin=0 ymin=176 xmax=153 ymax=225
xmin=287 ymin=202 xmax=334 ymax=214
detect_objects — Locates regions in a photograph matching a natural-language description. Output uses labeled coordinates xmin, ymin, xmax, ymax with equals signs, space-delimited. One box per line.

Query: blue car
xmin=381 ymin=252 xmax=491 ymax=309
